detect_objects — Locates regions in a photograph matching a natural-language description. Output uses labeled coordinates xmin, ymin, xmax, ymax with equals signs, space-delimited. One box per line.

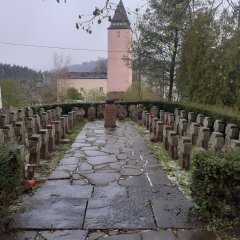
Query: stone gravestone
xmin=0 ymin=129 xmax=4 ymax=143
xmin=97 ymin=104 xmax=104 ymax=119
xmin=88 ymin=107 xmax=96 ymax=122
xmin=104 ymin=101 xmax=117 ymax=128
xmin=117 ymin=105 xmax=128 ymax=121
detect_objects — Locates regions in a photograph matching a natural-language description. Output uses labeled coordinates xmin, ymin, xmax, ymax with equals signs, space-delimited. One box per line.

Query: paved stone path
xmin=3 ymin=121 xmax=216 ymax=239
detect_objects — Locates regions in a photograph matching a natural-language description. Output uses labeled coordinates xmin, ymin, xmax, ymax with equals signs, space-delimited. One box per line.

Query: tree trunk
xmin=168 ymin=28 xmax=179 ymax=101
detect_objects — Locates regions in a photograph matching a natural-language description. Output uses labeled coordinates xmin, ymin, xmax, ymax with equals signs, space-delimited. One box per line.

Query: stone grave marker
xmin=225 ymin=124 xmax=239 ymax=145
xmin=163 ymin=125 xmax=172 ymax=150
xmin=9 ymin=112 xmax=17 ymax=125
xmin=3 ymin=125 xmax=14 ymax=142
xmin=60 ymin=117 xmax=66 ymax=138
xmin=47 ymin=125 xmax=55 ymax=152
xmin=88 ymin=107 xmax=96 ymax=122
xmin=190 ymin=122 xmax=200 ymax=145
xmin=0 ymin=114 xmax=9 ymax=128
xmin=210 ymin=132 xmax=224 ymax=151
xmin=104 ymin=102 xmax=117 ymax=128
xmin=29 ymin=134 xmax=42 ymax=166
xmin=152 ymin=118 xmax=158 ymax=136
xmin=14 ymin=121 xmax=25 ymax=144
xmin=214 ymin=120 xmax=225 ymax=133
xmin=0 ymin=129 xmax=4 ymax=142
xmin=179 ymin=137 xmax=192 ymax=170
xmin=188 ymin=112 xmax=195 ymax=126
xmin=39 ymin=129 xmax=49 ymax=159
xmin=174 ymin=108 xmax=180 ymax=116
xmin=197 ymin=127 xmax=211 ymax=149
xmin=41 ymin=112 xmax=48 ymax=129
xmin=180 ymin=110 xmax=187 ymax=119
xmin=17 ymin=109 xmax=25 ymax=121
xmin=68 ymin=112 xmax=74 ymax=129
xmin=117 ymin=105 xmax=128 ymax=121
xmin=230 ymin=140 xmax=240 ymax=151
xmin=196 ymin=114 xmax=205 ymax=126
xmin=33 ymin=114 xmax=41 ymax=133
xmin=159 ymin=110 xmax=165 ymax=122
xmin=54 ymin=121 xmax=62 ymax=145
xmin=203 ymin=117 xmax=214 ymax=129
xmin=156 ymin=121 xmax=164 ymax=141
xmin=168 ymin=131 xmax=178 ymax=159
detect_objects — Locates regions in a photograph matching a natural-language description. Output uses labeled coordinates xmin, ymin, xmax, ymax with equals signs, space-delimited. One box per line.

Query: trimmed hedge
xmin=0 ymin=143 xmax=23 ymax=230
xmin=35 ymin=100 xmax=240 ymax=126
xmin=191 ymin=150 xmax=240 ymax=219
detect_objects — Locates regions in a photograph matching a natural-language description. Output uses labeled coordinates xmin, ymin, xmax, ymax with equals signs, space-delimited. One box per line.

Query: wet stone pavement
xmin=4 ymin=121 xmax=216 ymax=240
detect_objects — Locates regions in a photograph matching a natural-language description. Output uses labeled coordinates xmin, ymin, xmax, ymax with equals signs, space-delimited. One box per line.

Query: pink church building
xmin=58 ymin=0 xmax=132 ymax=100
xmin=107 ymin=0 xmax=133 ymax=96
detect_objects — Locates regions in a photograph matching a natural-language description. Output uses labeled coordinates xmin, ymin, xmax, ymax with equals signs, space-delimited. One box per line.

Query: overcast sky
xmin=0 ymin=0 xmax=145 ymax=71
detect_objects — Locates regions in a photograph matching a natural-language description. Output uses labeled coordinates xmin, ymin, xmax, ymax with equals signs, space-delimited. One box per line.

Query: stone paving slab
xmin=83 ymin=173 xmax=121 ymax=186
xmin=118 ymin=175 xmax=150 ymax=187
xmin=59 ymin=156 xmax=80 ymax=165
xmin=84 ymin=197 xmax=156 ymax=229
xmin=84 ymin=150 xmax=109 ymax=157
xmin=54 ymin=164 xmax=78 ymax=172
xmin=127 ymin=185 xmax=187 ymax=202
xmin=11 ymin=198 xmax=87 ymax=230
xmin=93 ymin=183 xmax=127 ymax=198
xmin=151 ymin=198 xmax=195 ymax=229
xmin=48 ymin=170 xmax=70 ymax=180
xmin=34 ymin=182 xmax=93 ymax=198
xmin=147 ymin=168 xmax=173 ymax=185
xmin=87 ymin=155 xmax=118 ymax=165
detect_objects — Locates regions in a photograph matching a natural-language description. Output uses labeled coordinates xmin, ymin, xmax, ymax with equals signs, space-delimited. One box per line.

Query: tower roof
xmin=109 ymin=0 xmax=131 ymax=29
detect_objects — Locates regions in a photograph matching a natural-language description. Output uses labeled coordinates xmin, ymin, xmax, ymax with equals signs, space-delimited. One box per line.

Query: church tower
xmin=107 ymin=0 xmax=132 ymax=95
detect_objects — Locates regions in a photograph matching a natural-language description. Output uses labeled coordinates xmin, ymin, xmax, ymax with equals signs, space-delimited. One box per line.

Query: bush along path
xmin=1 ymin=120 xmax=217 ymax=240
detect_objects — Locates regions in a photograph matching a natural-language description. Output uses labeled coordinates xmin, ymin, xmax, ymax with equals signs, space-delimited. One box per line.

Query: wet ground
xmin=2 ymin=121 xmax=216 ymax=240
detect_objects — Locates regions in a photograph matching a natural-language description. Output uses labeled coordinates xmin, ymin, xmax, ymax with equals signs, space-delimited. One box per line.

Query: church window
xmin=99 ymin=87 xmax=103 ymax=92
xmin=117 ymin=31 xmax=120 ymax=37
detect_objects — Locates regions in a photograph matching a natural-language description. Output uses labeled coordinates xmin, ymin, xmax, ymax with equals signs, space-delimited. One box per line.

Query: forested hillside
xmin=0 ymin=63 xmax=44 ymax=81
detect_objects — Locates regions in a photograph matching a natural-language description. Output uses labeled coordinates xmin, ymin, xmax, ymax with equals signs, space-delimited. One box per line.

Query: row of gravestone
xmin=0 ymin=106 xmax=86 ymax=180
xmin=139 ymin=108 xmax=240 ymax=170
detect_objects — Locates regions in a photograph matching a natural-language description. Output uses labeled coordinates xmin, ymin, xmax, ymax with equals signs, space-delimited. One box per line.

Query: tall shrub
xmin=191 ymin=150 xmax=240 ymax=219
xmin=0 ymin=143 xmax=23 ymax=230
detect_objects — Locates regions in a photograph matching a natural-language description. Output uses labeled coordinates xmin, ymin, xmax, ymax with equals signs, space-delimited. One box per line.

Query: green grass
xmin=149 ymin=140 xmax=192 ymax=197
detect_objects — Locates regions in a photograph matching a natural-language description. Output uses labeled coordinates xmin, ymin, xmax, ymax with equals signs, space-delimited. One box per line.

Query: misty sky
xmin=0 ymin=0 xmax=145 ymax=71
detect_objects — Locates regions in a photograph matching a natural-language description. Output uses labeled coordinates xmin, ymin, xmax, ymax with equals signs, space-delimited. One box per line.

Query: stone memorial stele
xmin=104 ymin=100 xmax=117 ymax=128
